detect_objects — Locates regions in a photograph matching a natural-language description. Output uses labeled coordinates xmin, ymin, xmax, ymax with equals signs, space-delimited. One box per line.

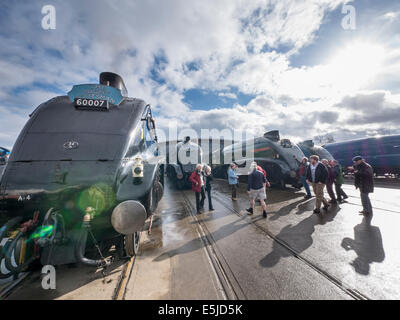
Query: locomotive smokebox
xmin=111 ymin=200 xmax=147 ymax=235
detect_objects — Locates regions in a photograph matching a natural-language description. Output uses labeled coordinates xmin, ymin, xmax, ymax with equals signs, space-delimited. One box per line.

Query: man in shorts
xmin=246 ymin=162 xmax=268 ymax=218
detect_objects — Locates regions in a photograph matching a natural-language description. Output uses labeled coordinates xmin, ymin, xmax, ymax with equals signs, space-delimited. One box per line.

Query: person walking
xmin=203 ymin=165 xmax=215 ymax=211
xmin=228 ymin=163 xmax=239 ymax=200
xmin=189 ymin=164 xmax=206 ymax=214
xmin=306 ymin=155 xmax=329 ymax=214
xmin=295 ymin=156 xmax=312 ymax=199
xmin=332 ymin=160 xmax=348 ymax=203
xmin=352 ymin=156 xmax=374 ymax=215
xmin=246 ymin=162 xmax=268 ymax=218
xmin=322 ymin=159 xmax=337 ymax=204
xmin=256 ymin=164 xmax=269 ymax=195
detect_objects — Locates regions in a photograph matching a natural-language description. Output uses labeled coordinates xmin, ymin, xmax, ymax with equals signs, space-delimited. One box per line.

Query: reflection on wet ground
xmin=124 ymin=182 xmax=222 ymax=300
xmin=203 ymin=179 xmax=399 ymax=299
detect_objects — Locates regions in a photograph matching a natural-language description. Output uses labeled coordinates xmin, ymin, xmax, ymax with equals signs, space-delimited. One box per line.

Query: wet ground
xmin=3 ymin=178 xmax=400 ymax=300
xmin=202 ymin=180 xmax=400 ymax=300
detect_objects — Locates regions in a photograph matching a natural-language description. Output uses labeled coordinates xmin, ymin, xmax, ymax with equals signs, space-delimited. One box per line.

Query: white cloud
xmin=381 ymin=11 xmax=400 ymax=21
xmin=218 ymin=92 xmax=238 ymax=100
xmin=1 ymin=0 xmax=400 ymax=149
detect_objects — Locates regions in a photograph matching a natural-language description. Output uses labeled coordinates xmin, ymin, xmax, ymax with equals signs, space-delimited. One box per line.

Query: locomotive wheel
xmin=144 ymin=184 xmax=159 ymax=216
xmin=124 ymin=232 xmax=140 ymax=257
xmin=176 ymin=179 xmax=185 ymax=190
xmin=279 ymin=178 xmax=286 ymax=190
xmin=222 ymin=167 xmax=228 ymax=180
xmin=0 ymin=256 xmax=12 ymax=280
xmin=0 ymin=217 xmax=25 ymax=280
xmin=0 ymin=243 xmax=18 ymax=280
xmin=155 ymin=181 xmax=164 ymax=202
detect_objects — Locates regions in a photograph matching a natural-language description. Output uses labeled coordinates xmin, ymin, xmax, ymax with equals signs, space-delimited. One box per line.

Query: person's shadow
xmin=259 ymin=213 xmax=322 ymax=267
xmin=268 ymin=199 xmax=307 ymax=221
xmin=259 ymin=204 xmax=342 ymax=268
xmin=153 ymin=214 xmax=264 ymax=262
xmin=341 ymin=216 xmax=385 ymax=275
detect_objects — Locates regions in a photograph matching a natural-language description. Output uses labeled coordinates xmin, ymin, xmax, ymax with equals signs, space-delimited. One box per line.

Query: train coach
xmin=0 ymin=72 xmax=164 ymax=280
xmin=324 ymin=134 xmax=400 ymax=176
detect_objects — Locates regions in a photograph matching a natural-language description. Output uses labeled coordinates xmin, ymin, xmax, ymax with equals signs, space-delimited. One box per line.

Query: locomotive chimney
xmin=99 ymin=72 xmax=128 ymax=97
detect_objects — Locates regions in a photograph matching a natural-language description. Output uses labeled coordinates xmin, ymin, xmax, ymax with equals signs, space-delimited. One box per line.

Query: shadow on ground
xmin=341 ymin=216 xmax=385 ymax=275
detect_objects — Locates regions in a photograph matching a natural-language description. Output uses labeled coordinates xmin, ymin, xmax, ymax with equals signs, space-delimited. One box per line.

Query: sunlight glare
xmin=327 ymin=42 xmax=385 ymax=91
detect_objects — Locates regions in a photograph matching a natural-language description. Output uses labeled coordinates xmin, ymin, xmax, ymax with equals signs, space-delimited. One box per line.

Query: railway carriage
xmin=324 ymin=135 xmax=400 ymax=176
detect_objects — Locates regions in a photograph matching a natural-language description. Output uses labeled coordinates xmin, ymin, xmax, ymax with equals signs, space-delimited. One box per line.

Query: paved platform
xmin=207 ymin=179 xmax=400 ymax=299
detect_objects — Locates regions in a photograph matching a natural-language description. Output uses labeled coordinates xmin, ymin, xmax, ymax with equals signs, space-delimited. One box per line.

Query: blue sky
xmin=1 ymin=0 xmax=400 ymax=149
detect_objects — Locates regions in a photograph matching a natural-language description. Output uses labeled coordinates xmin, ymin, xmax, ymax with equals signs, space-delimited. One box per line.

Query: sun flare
xmin=327 ymin=42 xmax=385 ymax=91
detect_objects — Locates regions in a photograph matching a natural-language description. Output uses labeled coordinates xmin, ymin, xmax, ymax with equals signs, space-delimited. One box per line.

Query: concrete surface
xmin=208 ymin=179 xmax=400 ymax=299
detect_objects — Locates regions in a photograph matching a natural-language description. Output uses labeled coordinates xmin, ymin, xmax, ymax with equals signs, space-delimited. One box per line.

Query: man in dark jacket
xmin=306 ymin=155 xmax=329 ymax=214
xmin=353 ymin=156 xmax=374 ymax=215
xmin=294 ymin=156 xmax=312 ymax=199
xmin=189 ymin=164 xmax=206 ymax=214
xmin=203 ymin=165 xmax=214 ymax=211
xmin=323 ymin=159 xmax=337 ymax=204
xmin=246 ymin=162 xmax=268 ymax=218
xmin=332 ymin=160 xmax=348 ymax=202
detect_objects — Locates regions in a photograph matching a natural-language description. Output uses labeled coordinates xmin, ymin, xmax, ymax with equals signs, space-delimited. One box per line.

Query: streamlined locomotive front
xmin=0 ymin=72 xmax=164 ymax=277
xmin=214 ymin=131 xmax=304 ymax=189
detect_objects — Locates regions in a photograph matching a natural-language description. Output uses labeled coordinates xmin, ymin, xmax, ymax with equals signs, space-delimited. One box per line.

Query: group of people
xmin=189 ymin=164 xmax=214 ymax=214
xmin=297 ymin=154 xmax=374 ymax=215
xmin=296 ymin=156 xmax=348 ymax=213
xmin=189 ymin=161 xmax=271 ymax=218
xmin=189 ymin=154 xmax=375 ymax=218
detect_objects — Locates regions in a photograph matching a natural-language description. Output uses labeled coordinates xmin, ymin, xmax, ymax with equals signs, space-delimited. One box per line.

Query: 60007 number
xmin=74 ymin=98 xmax=109 ymax=110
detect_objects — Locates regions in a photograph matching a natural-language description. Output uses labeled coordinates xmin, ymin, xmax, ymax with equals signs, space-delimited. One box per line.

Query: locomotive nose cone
xmin=111 ymin=201 xmax=147 ymax=235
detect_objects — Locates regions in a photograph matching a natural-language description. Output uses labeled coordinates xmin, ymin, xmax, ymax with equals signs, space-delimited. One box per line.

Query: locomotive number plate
xmin=74 ymin=98 xmax=109 ymax=111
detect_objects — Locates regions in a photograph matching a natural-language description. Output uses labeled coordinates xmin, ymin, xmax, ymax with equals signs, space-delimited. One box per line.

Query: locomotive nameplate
xmin=74 ymin=98 xmax=109 ymax=111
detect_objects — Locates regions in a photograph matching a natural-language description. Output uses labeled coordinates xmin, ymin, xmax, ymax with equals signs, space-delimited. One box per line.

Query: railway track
xmin=0 ymin=272 xmax=31 ymax=300
xmin=180 ymin=191 xmax=246 ymax=300
xmin=1 ymin=246 xmax=138 ymax=300
xmin=112 ymin=255 xmax=136 ymax=300
xmin=210 ymin=190 xmax=372 ymax=301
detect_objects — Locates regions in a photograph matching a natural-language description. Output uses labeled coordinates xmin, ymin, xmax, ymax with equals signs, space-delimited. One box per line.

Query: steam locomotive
xmin=166 ymin=137 xmax=203 ymax=189
xmin=298 ymin=140 xmax=334 ymax=161
xmin=0 ymin=72 xmax=164 ymax=280
xmin=212 ymin=130 xmax=304 ymax=189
